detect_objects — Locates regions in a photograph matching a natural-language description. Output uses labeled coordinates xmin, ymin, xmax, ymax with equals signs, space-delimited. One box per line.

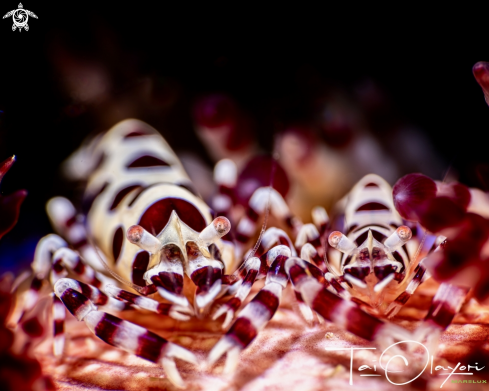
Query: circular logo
xmin=12 ymin=9 xmax=28 ymax=27
xmin=3 ymin=4 xmax=38 ymax=32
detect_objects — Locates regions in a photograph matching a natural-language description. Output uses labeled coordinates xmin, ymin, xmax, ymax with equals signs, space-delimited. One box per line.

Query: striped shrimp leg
xmin=17 ymin=236 xmax=82 ymax=355
xmin=414 ymin=283 xmax=470 ymax=353
xmin=31 ymin=238 xmax=117 ymax=355
xmin=259 ymin=225 xmax=327 ymax=323
xmin=233 ymin=227 xmax=296 ymax=282
xmin=291 ymin=257 xmax=330 ymax=324
xmin=285 ymin=258 xmax=412 ymax=348
xmin=188 ymin=253 xmax=223 ymax=316
xmin=21 ymin=275 xmax=44 ymax=319
xmin=50 ymin=247 xmax=115 ymax=288
xmin=425 ymin=283 xmax=470 ymax=329
xmin=51 ymin=278 xmax=132 ymax=356
xmin=52 ymin=296 xmax=65 ymax=356
xmin=48 ymin=247 xmax=117 ymax=355
xmin=104 ymin=284 xmax=194 ymax=321
xmin=54 ymin=279 xmax=198 ymax=388
xmin=207 ymin=245 xmax=291 ymax=374
xmin=385 ymin=260 xmax=431 ymax=318
xmin=16 ymin=235 xmax=67 ymax=331
xmin=248 ymin=227 xmax=297 ymax=278
xmin=295 ymin=223 xmax=326 ymax=271
xmin=256 ymin=229 xmax=323 ymax=322
xmin=212 ymin=256 xmax=261 ymax=328
xmin=212 ymin=228 xmax=293 ymax=325
xmin=187 ymin=216 xmax=232 ymax=315
xmin=30 ymin=236 xmax=114 ymax=301
xmin=259 ymin=227 xmax=296 ymax=256
xmin=235 ymin=187 xmax=295 ymax=255
xmin=46 ymin=197 xmax=105 ymax=272
xmin=215 ymin=227 xmax=294 ymax=320
xmin=25 ymin=235 xmax=67 ymax=313
xmin=385 ymin=235 xmax=441 ymax=318
xmin=219 ymin=227 xmax=295 ymax=319
xmin=298 ymin=242 xmax=351 ymax=303
xmin=325 ymin=231 xmax=366 ymax=298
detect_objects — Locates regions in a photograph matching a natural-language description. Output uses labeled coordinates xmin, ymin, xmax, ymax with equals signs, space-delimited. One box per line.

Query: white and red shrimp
xmin=16 ymin=119 xmax=237 ymax=387
xmin=391 ymin=172 xmax=489 ymax=348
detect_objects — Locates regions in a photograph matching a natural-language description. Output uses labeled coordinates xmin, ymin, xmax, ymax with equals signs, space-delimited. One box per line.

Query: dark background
xmin=1 ymin=2 xmax=488 ymax=273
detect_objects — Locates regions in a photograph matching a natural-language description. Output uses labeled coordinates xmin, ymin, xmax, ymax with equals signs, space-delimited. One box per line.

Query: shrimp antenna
xmin=246 ymin=158 xmax=276 ymax=261
xmin=233 ymin=155 xmax=277 ymax=279
xmin=87 ymin=237 xmax=148 ymax=294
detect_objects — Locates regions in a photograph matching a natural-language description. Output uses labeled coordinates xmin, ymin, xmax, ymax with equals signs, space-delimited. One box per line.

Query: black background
xmin=1 ymin=2 xmax=488 ymax=272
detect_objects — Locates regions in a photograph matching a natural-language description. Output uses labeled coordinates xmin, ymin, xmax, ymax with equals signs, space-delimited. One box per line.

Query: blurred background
xmin=1 ymin=2 xmax=488 ymax=275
